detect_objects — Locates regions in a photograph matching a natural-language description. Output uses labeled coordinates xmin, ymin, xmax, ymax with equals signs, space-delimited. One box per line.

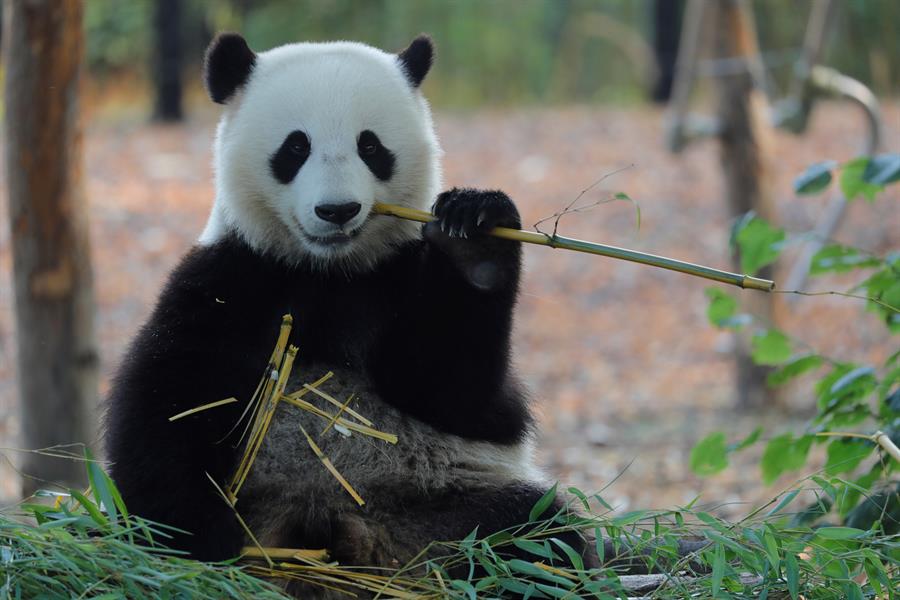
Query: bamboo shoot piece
xmin=372 ymin=202 xmax=775 ymax=292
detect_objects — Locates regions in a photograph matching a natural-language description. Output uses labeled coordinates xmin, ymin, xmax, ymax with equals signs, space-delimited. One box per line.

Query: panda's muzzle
xmin=315 ymin=201 xmax=361 ymax=226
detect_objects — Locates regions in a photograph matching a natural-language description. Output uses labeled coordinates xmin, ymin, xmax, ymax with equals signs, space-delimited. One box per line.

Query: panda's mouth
xmin=291 ymin=215 xmax=364 ymax=248
xmin=309 ymin=232 xmax=359 ymax=246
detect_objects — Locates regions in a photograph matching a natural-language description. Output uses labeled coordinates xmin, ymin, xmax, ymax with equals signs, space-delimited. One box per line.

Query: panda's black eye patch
xmin=357 ymin=130 xmax=395 ymax=181
xmin=270 ymin=130 xmax=311 ymax=184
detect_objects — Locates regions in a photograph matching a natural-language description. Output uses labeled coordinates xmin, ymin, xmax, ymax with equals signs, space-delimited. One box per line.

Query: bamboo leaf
xmin=824 ymin=439 xmax=873 ymax=476
xmin=767 ymin=355 xmax=823 ymax=386
xmin=528 ymin=483 xmax=558 ymax=522
xmin=784 ymin=553 xmax=799 ymax=600
xmin=861 ymin=152 xmax=900 ymax=186
xmin=735 ymin=216 xmax=785 ymax=275
xmin=761 ymin=434 xmax=813 ymax=484
xmin=751 ymin=330 xmax=793 ymax=366
xmin=810 ymin=245 xmax=881 ymax=275
xmin=840 ymin=157 xmax=883 ymax=202
xmin=814 ymin=526 xmax=867 ymax=540
xmin=794 ymin=160 xmax=836 ymax=195
xmin=690 ymin=432 xmax=729 ymax=476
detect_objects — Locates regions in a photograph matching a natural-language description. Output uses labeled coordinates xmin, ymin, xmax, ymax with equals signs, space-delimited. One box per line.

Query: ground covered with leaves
xmin=0 ymin=101 xmax=897 ymax=518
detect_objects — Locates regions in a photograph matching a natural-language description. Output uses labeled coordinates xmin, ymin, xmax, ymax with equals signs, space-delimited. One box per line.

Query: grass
xmin=2 ymin=455 xmax=898 ymax=599
xmin=0 ymin=456 xmax=289 ymax=600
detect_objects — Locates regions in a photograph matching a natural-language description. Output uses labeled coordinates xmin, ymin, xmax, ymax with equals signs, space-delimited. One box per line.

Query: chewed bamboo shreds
xmin=242 ymin=559 xmax=429 ymax=599
xmin=231 ymin=345 xmax=298 ymax=499
xmin=321 ymin=393 xmax=355 ymax=436
xmin=299 ymin=423 xmax=365 ymax=506
xmin=206 ymin=472 xmax=272 ymax=568
xmin=228 ymin=317 xmax=295 ymax=496
xmin=241 ymin=546 xmax=330 ymax=561
xmin=168 ymin=397 xmax=237 ymax=421
xmin=372 ymin=202 xmax=775 ymax=292
xmin=285 ymin=371 xmax=334 ymax=399
xmin=302 ymin=383 xmax=373 ymax=427
xmin=229 ymin=314 xmax=294 ymax=449
xmin=281 ymin=395 xmax=398 ymax=444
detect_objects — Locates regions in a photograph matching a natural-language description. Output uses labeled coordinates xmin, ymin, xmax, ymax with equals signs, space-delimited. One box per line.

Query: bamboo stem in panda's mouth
xmin=372 ymin=202 xmax=775 ymax=292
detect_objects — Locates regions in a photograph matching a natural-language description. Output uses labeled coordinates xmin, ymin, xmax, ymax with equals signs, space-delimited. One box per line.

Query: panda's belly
xmin=240 ymin=363 xmax=542 ymax=542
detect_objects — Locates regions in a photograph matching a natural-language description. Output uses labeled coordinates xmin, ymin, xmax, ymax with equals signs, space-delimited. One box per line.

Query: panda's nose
xmin=315 ymin=202 xmax=362 ymax=225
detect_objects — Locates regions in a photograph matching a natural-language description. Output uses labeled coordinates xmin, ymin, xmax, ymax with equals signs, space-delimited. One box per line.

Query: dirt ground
xmin=0 ymin=101 xmax=897 ymax=517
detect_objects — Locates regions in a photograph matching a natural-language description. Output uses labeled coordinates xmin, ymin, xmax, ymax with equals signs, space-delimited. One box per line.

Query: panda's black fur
xmin=104 ymin=33 xmax=591 ymax=593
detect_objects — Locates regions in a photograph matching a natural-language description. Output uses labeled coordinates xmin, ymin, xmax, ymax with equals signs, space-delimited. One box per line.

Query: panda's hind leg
xmin=328 ymin=482 xmax=596 ymax=574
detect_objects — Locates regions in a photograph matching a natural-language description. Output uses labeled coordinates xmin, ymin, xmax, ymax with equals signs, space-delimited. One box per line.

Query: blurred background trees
xmin=81 ymin=0 xmax=900 ymax=112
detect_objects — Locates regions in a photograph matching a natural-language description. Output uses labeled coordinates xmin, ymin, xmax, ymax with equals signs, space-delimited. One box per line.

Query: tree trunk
xmin=152 ymin=0 xmax=184 ymax=122
xmin=3 ymin=0 xmax=97 ymax=495
xmin=712 ymin=0 xmax=778 ymax=410
xmin=651 ymin=0 xmax=683 ymax=103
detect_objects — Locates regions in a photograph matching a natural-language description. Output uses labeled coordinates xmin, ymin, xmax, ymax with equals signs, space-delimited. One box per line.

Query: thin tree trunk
xmin=712 ymin=0 xmax=778 ymax=410
xmin=651 ymin=0 xmax=683 ymax=102
xmin=3 ymin=0 xmax=97 ymax=494
xmin=153 ymin=0 xmax=184 ymax=122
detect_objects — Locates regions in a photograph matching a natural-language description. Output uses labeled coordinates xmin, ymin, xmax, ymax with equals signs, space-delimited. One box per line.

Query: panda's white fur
xmin=200 ymin=41 xmax=442 ymax=270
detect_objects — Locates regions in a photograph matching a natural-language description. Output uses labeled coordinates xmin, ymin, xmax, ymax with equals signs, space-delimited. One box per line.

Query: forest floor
xmin=0 ymin=101 xmax=897 ymax=517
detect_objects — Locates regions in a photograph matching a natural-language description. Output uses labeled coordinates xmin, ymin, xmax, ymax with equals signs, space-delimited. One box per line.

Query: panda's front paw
xmin=423 ymin=188 xmax=521 ymax=292
xmin=431 ymin=188 xmax=521 ymax=237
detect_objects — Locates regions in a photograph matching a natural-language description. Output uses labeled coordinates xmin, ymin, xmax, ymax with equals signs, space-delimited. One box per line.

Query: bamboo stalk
xmin=372 ymin=202 xmax=775 ymax=292
xmin=873 ymin=430 xmax=900 ymax=463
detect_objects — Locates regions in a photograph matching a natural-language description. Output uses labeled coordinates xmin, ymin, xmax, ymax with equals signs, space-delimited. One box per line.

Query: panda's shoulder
xmin=158 ymin=233 xmax=282 ymax=312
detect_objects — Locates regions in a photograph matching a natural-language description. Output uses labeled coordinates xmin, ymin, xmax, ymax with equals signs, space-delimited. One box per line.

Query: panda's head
xmin=199 ymin=33 xmax=442 ymax=269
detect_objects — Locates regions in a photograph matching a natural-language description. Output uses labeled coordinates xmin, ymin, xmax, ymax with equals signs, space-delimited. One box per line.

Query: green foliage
xmin=761 ymin=434 xmax=813 ymax=485
xmin=0 ymin=456 xmax=288 ymax=599
xmin=863 ymin=153 xmax=900 ymax=185
xmin=691 ymin=428 xmax=762 ymax=476
xmin=810 ymin=244 xmax=882 ymax=275
xmin=705 ymin=287 xmax=741 ymax=328
xmin=429 ymin=483 xmax=900 ymax=599
xmin=824 ymin=439 xmax=874 ymax=476
xmin=690 ymin=432 xmax=729 ymax=476
xmin=84 ymin=0 xmax=655 ymax=107
xmin=83 ymin=1 xmax=900 ymax=107
xmin=693 ymin=155 xmax=899 ymax=533
xmin=733 ymin=215 xmax=785 ymax=276
xmin=793 ymin=160 xmax=836 ymax=196
xmin=767 ymin=355 xmax=824 ymax=387
xmin=751 ymin=330 xmax=793 ymax=366
xmin=789 ymin=154 xmax=900 ymax=201
xmin=840 ymin=157 xmax=884 ymax=202
xmin=84 ymin=1 xmax=151 ymax=74
xmin=613 ymin=192 xmax=641 ymax=231
xmin=5 ymin=457 xmax=898 ymax=598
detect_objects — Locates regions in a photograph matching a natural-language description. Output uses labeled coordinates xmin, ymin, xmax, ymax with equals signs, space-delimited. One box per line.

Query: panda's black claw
xmin=430 ymin=187 xmax=520 ymax=243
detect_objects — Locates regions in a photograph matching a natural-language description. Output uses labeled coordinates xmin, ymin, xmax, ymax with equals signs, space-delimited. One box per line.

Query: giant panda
xmin=104 ymin=33 xmax=590 ymax=591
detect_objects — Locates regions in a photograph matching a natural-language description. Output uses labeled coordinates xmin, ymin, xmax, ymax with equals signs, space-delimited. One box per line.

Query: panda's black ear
xmin=204 ymin=33 xmax=256 ymax=104
xmin=397 ymin=35 xmax=434 ymax=88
